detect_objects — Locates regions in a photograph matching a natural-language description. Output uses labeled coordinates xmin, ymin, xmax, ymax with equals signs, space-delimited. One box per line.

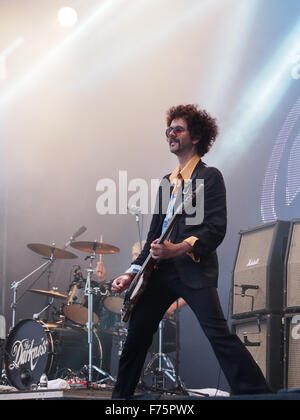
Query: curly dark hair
xmin=166 ymin=104 xmax=218 ymax=157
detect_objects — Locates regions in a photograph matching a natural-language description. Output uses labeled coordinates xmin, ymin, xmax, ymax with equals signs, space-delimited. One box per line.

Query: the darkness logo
xmin=9 ymin=338 xmax=48 ymax=372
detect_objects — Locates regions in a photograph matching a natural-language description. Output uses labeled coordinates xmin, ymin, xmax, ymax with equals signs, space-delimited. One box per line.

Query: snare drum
xmin=4 ymin=319 xmax=102 ymax=390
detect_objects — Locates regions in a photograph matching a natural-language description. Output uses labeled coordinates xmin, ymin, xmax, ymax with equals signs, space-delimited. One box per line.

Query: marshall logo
xmin=247 ymin=258 xmax=260 ymax=267
xmin=9 ymin=338 xmax=48 ymax=371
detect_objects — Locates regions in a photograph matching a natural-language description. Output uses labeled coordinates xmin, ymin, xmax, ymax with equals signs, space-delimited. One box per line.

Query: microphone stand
xmin=135 ymin=211 xmax=143 ymax=252
xmin=128 ymin=207 xmax=143 ymax=251
xmin=64 ymin=226 xmax=87 ymax=250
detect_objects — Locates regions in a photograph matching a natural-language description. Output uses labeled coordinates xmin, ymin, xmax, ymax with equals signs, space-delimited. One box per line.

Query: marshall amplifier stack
xmin=231 ymin=220 xmax=290 ymax=391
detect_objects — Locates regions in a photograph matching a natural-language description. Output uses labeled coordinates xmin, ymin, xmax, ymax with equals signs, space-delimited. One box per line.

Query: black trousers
xmin=112 ymin=263 xmax=270 ymax=398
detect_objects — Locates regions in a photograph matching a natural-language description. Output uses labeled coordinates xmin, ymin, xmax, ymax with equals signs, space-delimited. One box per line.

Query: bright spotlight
xmin=58 ymin=7 xmax=78 ymax=28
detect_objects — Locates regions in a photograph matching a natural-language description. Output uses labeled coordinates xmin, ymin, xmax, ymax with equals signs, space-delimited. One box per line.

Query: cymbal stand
xmin=173 ymin=300 xmax=187 ymax=393
xmin=84 ymin=253 xmax=116 ymax=385
xmin=33 ymin=297 xmax=54 ymax=320
xmin=10 ymin=254 xmax=55 ymax=328
xmin=144 ymin=319 xmax=180 ymax=392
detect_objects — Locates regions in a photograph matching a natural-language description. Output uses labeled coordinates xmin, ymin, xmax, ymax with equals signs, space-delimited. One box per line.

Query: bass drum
xmin=4 ymin=319 xmax=102 ymax=390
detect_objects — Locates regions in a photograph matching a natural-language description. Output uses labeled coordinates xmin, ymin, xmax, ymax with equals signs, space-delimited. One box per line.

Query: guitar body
xmin=122 ymin=259 xmax=154 ymax=322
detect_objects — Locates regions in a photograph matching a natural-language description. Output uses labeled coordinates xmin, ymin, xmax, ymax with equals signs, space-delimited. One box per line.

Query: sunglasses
xmin=165 ymin=126 xmax=186 ymax=137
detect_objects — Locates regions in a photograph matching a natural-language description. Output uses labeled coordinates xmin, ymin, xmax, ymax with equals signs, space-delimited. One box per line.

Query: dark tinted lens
xmin=165 ymin=126 xmax=184 ymax=137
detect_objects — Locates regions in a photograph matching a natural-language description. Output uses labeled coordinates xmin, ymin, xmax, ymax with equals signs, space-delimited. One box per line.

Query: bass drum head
xmin=4 ymin=320 xmax=103 ymax=390
xmin=4 ymin=319 xmax=51 ymax=391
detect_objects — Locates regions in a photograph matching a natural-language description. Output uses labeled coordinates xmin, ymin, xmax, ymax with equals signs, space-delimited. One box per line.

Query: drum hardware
xmin=62 ymin=265 xmax=108 ymax=326
xmin=0 ymin=368 xmax=8 ymax=386
xmin=143 ymin=303 xmax=187 ymax=395
xmin=10 ymin=242 xmax=78 ymax=329
xmin=84 ymin=252 xmax=116 ymax=386
xmin=144 ymin=319 xmax=177 ymax=389
xmin=10 ymin=250 xmax=55 ymax=329
xmin=104 ymin=322 xmax=128 ymax=337
xmin=32 ymin=297 xmax=54 ymax=320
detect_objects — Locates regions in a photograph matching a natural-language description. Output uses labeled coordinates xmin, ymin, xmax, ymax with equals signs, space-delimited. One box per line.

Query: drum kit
xmin=3 ymin=238 xmax=125 ymax=391
xmin=2 ymin=235 xmax=185 ymax=394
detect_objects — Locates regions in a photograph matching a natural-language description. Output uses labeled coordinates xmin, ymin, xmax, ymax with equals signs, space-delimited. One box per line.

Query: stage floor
xmin=1 ymin=388 xmax=300 ymax=401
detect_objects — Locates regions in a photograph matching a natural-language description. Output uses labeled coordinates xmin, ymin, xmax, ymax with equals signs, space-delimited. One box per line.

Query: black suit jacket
xmin=134 ymin=160 xmax=227 ymax=289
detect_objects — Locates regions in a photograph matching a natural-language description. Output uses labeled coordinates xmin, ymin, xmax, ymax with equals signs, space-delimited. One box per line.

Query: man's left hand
xmin=150 ymin=239 xmax=192 ymax=260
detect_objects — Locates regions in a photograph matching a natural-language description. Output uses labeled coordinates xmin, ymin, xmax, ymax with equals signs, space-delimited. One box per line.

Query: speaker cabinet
xmin=283 ymin=313 xmax=300 ymax=389
xmin=232 ymin=314 xmax=283 ymax=392
xmin=0 ymin=339 xmax=4 ymax=373
xmin=232 ymin=221 xmax=290 ymax=319
xmin=284 ymin=219 xmax=300 ymax=312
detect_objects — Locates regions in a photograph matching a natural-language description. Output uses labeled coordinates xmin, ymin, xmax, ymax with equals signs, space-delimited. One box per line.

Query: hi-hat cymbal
xmin=70 ymin=241 xmax=120 ymax=255
xmin=29 ymin=289 xmax=68 ymax=300
xmin=27 ymin=243 xmax=78 ymax=259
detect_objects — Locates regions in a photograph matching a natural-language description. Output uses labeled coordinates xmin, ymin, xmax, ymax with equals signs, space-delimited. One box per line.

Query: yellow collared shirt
xmin=168 ymin=154 xmax=201 ymax=262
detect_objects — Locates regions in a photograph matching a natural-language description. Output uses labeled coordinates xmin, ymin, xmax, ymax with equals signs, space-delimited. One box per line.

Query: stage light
xmin=202 ymin=0 xmax=259 ymax=114
xmin=0 ymin=37 xmax=25 ymax=80
xmin=291 ymin=53 xmax=300 ymax=80
xmin=0 ymin=0 xmax=124 ymax=110
xmin=58 ymin=7 xmax=78 ymax=28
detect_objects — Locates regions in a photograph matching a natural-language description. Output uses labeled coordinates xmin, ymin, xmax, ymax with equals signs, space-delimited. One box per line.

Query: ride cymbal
xmin=70 ymin=241 xmax=120 ymax=255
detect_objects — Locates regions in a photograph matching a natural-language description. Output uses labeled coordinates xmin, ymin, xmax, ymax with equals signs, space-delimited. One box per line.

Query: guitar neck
xmin=138 ymin=211 xmax=180 ymax=271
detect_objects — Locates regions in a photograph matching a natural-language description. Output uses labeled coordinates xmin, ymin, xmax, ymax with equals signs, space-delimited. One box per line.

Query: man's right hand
xmin=111 ymin=273 xmax=134 ymax=295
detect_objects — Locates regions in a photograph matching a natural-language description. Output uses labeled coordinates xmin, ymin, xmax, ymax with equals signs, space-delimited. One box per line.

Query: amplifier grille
xmin=234 ymin=319 xmax=267 ymax=377
xmin=232 ymin=315 xmax=283 ymax=391
xmin=286 ymin=223 xmax=300 ymax=309
xmin=233 ymin=226 xmax=273 ymax=315
xmin=286 ymin=318 xmax=300 ymax=389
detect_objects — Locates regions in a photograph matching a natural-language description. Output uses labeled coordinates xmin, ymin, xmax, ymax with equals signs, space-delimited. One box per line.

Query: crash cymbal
xmin=27 ymin=243 xmax=78 ymax=259
xmin=70 ymin=241 xmax=120 ymax=255
xmin=29 ymin=289 xmax=68 ymax=300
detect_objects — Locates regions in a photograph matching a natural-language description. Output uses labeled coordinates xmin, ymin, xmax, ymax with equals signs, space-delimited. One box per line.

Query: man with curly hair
xmin=111 ymin=104 xmax=270 ymax=398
